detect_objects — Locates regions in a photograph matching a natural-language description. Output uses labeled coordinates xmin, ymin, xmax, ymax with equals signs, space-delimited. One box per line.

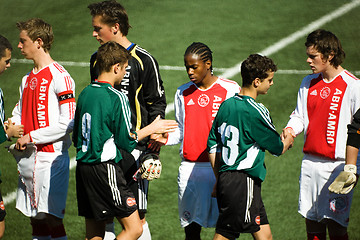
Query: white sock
xmin=137 ymin=221 xmax=151 ymax=240
xmin=103 ymin=222 xmax=116 ymax=240
xmin=32 ymin=236 xmax=51 ymax=240
xmin=51 ymin=237 xmax=67 ymax=240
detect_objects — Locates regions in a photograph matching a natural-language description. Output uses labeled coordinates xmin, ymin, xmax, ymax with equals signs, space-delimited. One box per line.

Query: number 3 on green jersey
xmin=219 ymin=122 xmax=239 ymax=166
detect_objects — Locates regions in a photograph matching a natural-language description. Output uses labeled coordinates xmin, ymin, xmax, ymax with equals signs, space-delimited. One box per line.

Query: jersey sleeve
xmin=347 ymin=108 xmax=360 ymax=149
xmin=166 ymin=88 xmax=183 ymax=145
xmin=142 ymin=53 xmax=167 ymax=122
xmin=250 ymin=104 xmax=283 ymax=156
xmin=286 ymin=78 xmax=308 ymax=135
xmin=30 ymin=70 xmax=76 ymax=144
xmin=10 ymin=75 xmax=28 ymax=125
xmin=113 ymin=93 xmax=138 ymax=153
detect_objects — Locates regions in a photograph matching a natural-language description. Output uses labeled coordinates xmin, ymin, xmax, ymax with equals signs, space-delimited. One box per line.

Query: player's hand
xmin=139 ymin=153 xmax=162 ymax=181
xmin=5 ymin=119 xmax=24 ymax=138
xmin=281 ymin=130 xmax=294 ymax=154
xmin=328 ymin=164 xmax=357 ymax=194
xmin=281 ymin=127 xmax=296 ymax=140
xmin=150 ymin=115 xmax=178 ymax=134
xmin=148 ymin=133 xmax=168 ymax=152
xmin=15 ymin=134 xmax=31 ymax=150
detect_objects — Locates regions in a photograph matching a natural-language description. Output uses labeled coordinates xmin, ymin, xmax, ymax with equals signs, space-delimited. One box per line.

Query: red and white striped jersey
xmin=286 ymin=70 xmax=360 ymax=160
xmin=167 ymin=77 xmax=240 ymax=162
xmin=11 ymin=62 xmax=76 ymax=153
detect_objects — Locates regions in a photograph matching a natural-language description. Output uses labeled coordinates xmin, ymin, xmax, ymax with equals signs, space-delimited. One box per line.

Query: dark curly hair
xmin=241 ymin=54 xmax=277 ymax=87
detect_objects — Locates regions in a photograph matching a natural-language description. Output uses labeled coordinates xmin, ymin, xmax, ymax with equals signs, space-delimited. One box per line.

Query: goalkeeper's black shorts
xmin=119 ymin=148 xmax=149 ymax=214
xmin=76 ymin=161 xmax=138 ymax=221
xmin=215 ymin=171 xmax=269 ymax=239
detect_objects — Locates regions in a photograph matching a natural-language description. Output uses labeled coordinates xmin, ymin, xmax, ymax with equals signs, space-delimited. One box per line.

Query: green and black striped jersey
xmin=73 ymin=82 xmax=138 ymax=164
xmin=207 ymin=94 xmax=283 ymax=181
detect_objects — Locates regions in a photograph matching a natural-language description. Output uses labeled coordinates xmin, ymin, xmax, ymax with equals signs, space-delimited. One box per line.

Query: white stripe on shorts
xmin=107 ymin=164 xmax=122 ymax=206
xmin=131 ymin=148 xmax=148 ymax=210
xmin=245 ymin=177 xmax=254 ymax=223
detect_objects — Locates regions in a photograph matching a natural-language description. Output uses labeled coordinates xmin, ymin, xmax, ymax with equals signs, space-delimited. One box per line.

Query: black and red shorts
xmin=76 ymin=161 xmax=138 ymax=221
xmin=215 ymin=171 xmax=269 ymax=239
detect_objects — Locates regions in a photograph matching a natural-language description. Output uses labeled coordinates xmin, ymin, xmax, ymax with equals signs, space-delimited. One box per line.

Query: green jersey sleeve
xmin=248 ymin=102 xmax=283 ymax=156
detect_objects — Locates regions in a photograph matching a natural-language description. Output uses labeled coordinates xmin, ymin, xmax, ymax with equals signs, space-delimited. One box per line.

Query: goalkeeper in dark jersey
xmin=207 ymin=54 xmax=294 ymax=240
xmin=73 ymin=41 xmax=177 ymax=240
xmin=87 ymin=1 xmax=167 ymax=239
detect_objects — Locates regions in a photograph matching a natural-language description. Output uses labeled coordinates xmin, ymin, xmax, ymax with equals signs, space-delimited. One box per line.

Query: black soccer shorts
xmin=0 ymin=190 xmax=6 ymax=222
xmin=119 ymin=148 xmax=149 ymax=214
xmin=76 ymin=161 xmax=138 ymax=221
xmin=215 ymin=171 xmax=269 ymax=239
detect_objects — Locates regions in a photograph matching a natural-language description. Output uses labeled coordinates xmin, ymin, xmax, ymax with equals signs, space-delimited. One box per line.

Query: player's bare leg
xmin=185 ymin=222 xmax=201 ymax=240
xmin=213 ymin=233 xmax=231 ymax=240
xmin=305 ymin=219 xmax=326 ymax=240
xmin=85 ymin=218 xmax=106 ymax=240
xmin=116 ymin=210 xmax=142 ymax=240
xmin=0 ymin=220 xmax=4 ymax=239
xmin=251 ymin=224 xmax=272 ymax=240
xmin=138 ymin=213 xmax=151 ymax=240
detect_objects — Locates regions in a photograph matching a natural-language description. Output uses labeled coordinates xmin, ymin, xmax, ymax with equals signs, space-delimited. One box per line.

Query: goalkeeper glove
xmin=133 ymin=153 xmax=162 ymax=181
xmin=328 ymin=164 xmax=357 ymax=194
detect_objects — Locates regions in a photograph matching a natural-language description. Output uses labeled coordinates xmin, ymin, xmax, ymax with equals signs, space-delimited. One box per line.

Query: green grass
xmin=0 ymin=0 xmax=360 ymax=239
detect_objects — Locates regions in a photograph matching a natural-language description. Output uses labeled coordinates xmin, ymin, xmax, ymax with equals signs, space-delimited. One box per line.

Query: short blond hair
xmin=16 ymin=18 xmax=54 ymax=52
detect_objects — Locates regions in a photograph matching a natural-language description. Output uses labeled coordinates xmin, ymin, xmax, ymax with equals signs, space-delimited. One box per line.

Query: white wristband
xmin=344 ymin=164 xmax=357 ymax=174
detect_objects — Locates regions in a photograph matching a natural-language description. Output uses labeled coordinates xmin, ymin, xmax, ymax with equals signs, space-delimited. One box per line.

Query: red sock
xmin=330 ymin=233 xmax=349 ymax=240
xmin=50 ymin=224 xmax=67 ymax=238
xmin=307 ymin=232 xmax=326 ymax=240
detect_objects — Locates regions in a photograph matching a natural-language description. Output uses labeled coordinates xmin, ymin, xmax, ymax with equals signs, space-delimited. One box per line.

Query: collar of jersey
xmin=127 ymin=43 xmax=135 ymax=51
xmin=95 ymin=80 xmax=113 ymax=87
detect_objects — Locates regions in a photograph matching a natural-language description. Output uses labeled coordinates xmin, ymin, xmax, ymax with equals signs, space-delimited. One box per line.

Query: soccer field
xmin=1 ymin=0 xmax=360 ymax=239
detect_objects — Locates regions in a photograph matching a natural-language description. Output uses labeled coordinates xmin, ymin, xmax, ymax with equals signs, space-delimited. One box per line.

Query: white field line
xmin=5 ymin=0 xmax=359 ymax=205
xmin=220 ymin=0 xmax=360 ymax=79
xmin=10 ymin=60 xmax=360 ymax=76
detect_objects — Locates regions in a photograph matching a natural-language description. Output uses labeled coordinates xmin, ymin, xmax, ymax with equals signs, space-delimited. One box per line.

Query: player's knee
xmin=132 ymin=223 xmax=143 ymax=239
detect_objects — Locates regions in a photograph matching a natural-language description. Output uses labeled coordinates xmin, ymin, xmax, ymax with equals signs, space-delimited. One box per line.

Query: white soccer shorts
xmin=178 ymin=161 xmax=219 ymax=228
xmin=16 ymin=151 xmax=69 ymax=219
xmin=298 ymin=154 xmax=355 ymax=227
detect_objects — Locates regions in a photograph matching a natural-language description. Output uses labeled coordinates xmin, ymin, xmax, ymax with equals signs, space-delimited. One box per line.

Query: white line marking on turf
xmin=5 ymin=0 xmax=360 ymax=205
xmin=10 ymin=60 xmax=359 ymax=76
xmin=220 ymin=0 xmax=360 ymax=79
